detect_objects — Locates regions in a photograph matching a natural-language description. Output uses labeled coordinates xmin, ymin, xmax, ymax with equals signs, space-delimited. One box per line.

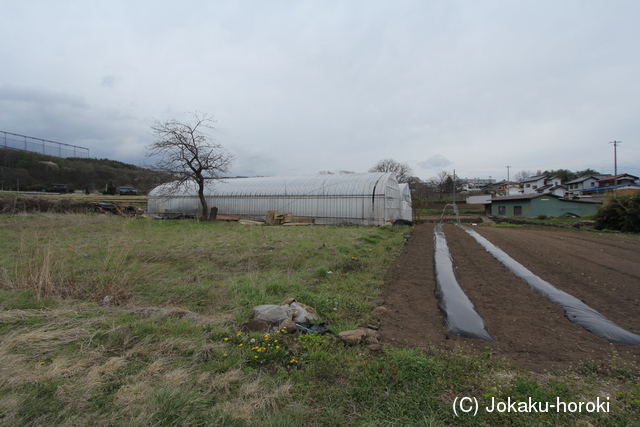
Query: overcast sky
xmin=2 ymin=0 xmax=639 ymax=181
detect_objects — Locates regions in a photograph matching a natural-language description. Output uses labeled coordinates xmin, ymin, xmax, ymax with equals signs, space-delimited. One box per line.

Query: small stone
xmin=371 ymin=306 xmax=388 ymax=316
xmin=365 ymin=336 xmax=379 ymax=345
xmin=338 ymin=330 xmax=367 ymax=345
xmin=279 ymin=319 xmax=297 ymax=333
xmin=363 ymin=328 xmax=378 ymax=338
xmin=241 ymin=319 xmax=271 ymax=332
xmin=368 ymin=344 xmax=383 ymax=351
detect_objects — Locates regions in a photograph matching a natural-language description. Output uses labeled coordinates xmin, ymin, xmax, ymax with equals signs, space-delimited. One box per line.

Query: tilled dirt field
xmin=379 ymin=224 xmax=640 ymax=372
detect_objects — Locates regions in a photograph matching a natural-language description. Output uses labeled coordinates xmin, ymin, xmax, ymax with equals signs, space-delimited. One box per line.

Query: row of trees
xmin=513 ymin=168 xmax=602 ymax=182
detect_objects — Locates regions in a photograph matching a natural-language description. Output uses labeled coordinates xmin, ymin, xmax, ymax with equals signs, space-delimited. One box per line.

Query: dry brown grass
xmin=217 ymin=376 xmax=293 ymax=422
xmin=0 ymin=231 xmax=145 ymax=305
xmin=0 ymin=240 xmax=78 ymax=300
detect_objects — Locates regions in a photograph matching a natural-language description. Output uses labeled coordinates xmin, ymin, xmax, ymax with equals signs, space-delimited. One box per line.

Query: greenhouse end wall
xmin=147 ymin=173 xmax=411 ymax=225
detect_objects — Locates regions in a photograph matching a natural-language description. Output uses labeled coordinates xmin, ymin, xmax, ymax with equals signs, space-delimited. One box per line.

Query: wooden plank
xmin=215 ymin=215 xmax=240 ymax=221
xmin=266 ymin=211 xmax=278 ymax=224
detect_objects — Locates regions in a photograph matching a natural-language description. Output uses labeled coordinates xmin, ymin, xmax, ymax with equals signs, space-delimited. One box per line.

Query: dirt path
xmin=379 ymin=224 xmax=640 ymax=372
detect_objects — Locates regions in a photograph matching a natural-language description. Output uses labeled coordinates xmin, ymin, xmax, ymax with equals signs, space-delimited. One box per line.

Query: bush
xmin=594 ymin=192 xmax=640 ymax=233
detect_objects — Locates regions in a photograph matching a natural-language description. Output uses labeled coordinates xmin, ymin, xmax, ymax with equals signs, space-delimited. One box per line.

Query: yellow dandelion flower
xmin=39 ymin=361 xmax=45 ymax=365
xmin=276 ymin=346 xmax=280 ymax=349
xmin=289 ymin=359 xmax=297 ymax=363
xmin=274 ymin=340 xmax=278 ymax=343
xmin=254 ymin=356 xmax=259 ymax=359
xmin=238 ymin=343 xmax=243 ymax=347
xmin=223 ymin=354 xmax=228 ymax=357
xmin=236 ymin=332 xmax=242 ymax=336
xmin=223 ymin=337 xmax=229 ymax=341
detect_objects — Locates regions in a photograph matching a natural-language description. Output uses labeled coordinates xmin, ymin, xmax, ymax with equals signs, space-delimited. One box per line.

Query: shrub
xmin=594 ymin=192 xmax=640 ymax=233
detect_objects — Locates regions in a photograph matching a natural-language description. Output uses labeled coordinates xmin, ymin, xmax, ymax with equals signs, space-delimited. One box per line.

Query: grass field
xmin=0 ymin=214 xmax=638 ymax=426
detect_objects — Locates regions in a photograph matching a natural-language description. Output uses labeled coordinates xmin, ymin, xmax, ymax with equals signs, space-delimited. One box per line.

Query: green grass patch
xmin=0 ymin=214 xmax=637 ymax=425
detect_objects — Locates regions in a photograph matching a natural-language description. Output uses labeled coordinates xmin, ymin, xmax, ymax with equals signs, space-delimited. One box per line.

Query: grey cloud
xmin=1 ymin=2 xmax=640 ymax=180
xmin=418 ymin=155 xmax=452 ymax=170
xmin=0 ymin=84 xmax=89 ymax=109
xmin=100 ymin=75 xmax=119 ymax=88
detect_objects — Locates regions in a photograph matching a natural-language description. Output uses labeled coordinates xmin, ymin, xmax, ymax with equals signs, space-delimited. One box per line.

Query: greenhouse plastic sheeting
xmin=433 ymin=224 xmax=494 ymax=341
xmin=147 ymin=173 xmax=408 ymax=226
xmin=459 ymin=225 xmax=640 ymax=345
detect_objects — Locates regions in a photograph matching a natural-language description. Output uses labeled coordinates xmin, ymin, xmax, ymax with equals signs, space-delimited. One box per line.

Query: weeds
xmin=0 ymin=215 xmax=638 ymax=425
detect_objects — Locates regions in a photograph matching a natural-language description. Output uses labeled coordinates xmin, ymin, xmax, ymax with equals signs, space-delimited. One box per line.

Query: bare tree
xmin=368 ymin=158 xmax=413 ymax=183
xmin=429 ymin=171 xmax=452 ymax=199
xmin=514 ymin=170 xmax=534 ymax=182
xmin=147 ymin=112 xmax=234 ymax=220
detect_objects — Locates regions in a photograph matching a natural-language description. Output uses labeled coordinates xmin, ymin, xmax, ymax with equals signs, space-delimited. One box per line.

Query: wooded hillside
xmin=0 ymin=148 xmax=170 ymax=193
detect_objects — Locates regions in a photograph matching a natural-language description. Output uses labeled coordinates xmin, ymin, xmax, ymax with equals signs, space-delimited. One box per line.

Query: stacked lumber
xmin=266 ymin=211 xmax=314 ymax=225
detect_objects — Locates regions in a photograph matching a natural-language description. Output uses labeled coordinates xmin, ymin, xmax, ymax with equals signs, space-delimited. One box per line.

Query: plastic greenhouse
xmin=147 ymin=172 xmax=412 ymax=225
xmin=398 ymin=183 xmax=412 ymax=221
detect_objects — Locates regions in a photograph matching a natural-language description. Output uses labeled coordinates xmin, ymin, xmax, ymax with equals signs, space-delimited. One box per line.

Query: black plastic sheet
xmin=459 ymin=225 xmax=640 ymax=345
xmin=433 ymin=224 xmax=494 ymax=341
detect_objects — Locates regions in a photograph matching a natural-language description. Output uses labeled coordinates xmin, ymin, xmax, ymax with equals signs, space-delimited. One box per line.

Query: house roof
xmin=491 ymin=193 xmax=600 ymax=204
xmin=600 ymin=173 xmax=639 ymax=181
xmin=565 ymin=175 xmax=601 ymax=185
xmin=583 ymin=183 xmax=640 ymax=193
xmin=540 ymin=184 xmax=567 ymax=191
xmin=521 ymin=175 xmax=548 ymax=183
xmin=492 ymin=193 xmax=558 ymax=201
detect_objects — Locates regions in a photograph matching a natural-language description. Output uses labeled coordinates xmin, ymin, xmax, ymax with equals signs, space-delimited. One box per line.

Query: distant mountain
xmin=0 ymin=147 xmax=170 ymax=193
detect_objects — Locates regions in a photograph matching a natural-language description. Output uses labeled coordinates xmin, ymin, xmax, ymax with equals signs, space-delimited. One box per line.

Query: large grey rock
xmin=253 ymin=305 xmax=293 ymax=326
xmin=281 ymin=298 xmax=320 ymax=323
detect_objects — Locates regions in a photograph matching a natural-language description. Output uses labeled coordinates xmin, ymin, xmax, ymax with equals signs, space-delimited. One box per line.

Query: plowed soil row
xmin=379 ymin=224 xmax=640 ymax=372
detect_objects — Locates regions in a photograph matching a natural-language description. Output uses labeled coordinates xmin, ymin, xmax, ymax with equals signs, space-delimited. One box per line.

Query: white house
xmin=564 ymin=175 xmax=604 ymax=198
xmin=521 ymin=175 xmax=564 ymax=195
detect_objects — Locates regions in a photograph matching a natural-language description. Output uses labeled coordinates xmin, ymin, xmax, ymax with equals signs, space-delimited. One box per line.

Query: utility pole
xmin=452 ymin=169 xmax=456 ymax=201
xmin=506 ymin=165 xmax=511 ymax=182
xmin=609 ymin=141 xmax=621 ymax=195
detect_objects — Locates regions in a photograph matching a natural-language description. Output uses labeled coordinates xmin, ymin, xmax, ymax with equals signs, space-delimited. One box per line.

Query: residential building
xmin=491 ymin=193 xmax=600 ymax=218
xmin=479 ymin=180 xmax=519 ymax=195
xmin=583 ymin=173 xmax=640 ymax=196
xmin=565 ymin=175 xmax=606 ymax=198
xmin=496 ymin=181 xmax=521 ymax=196
xmin=521 ymin=175 xmax=563 ymax=195
xmin=597 ymin=173 xmax=638 ymax=188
